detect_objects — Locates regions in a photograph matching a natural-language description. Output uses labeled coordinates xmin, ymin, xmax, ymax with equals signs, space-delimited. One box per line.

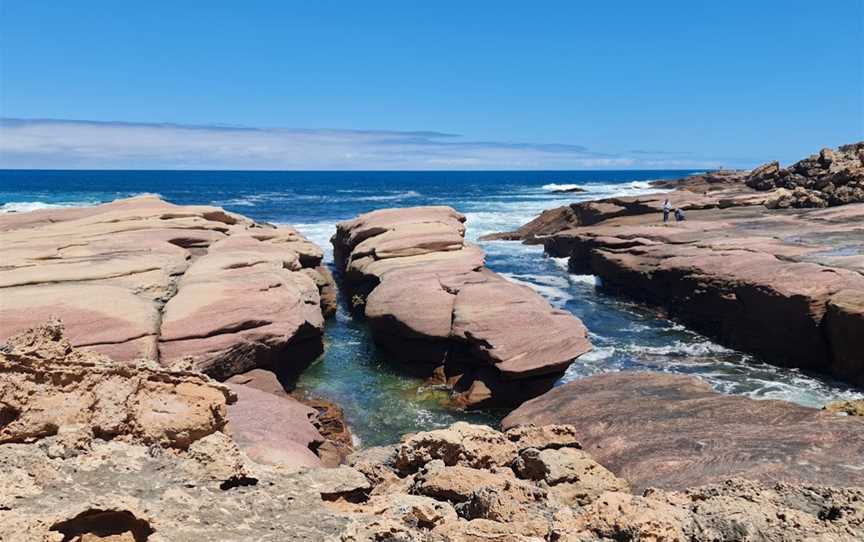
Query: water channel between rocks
xmin=2 ymin=169 xmax=860 ymax=448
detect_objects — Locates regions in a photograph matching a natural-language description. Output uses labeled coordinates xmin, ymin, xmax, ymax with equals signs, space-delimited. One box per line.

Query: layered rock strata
xmin=504 ymin=372 xmax=864 ymax=492
xmin=0 ymin=195 xmax=336 ymax=380
xmin=332 ymin=206 xmax=592 ymax=408
xmin=544 ymin=203 xmax=864 ymax=384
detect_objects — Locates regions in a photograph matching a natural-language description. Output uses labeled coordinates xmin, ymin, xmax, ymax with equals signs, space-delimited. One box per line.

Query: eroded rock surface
xmin=0 ymin=320 xmax=233 ymax=450
xmin=745 ymin=142 xmax=864 ymax=207
xmin=503 ymin=372 xmax=864 ymax=492
xmin=0 ymin=195 xmax=335 ymax=380
xmin=332 ymin=206 xmax=592 ymax=407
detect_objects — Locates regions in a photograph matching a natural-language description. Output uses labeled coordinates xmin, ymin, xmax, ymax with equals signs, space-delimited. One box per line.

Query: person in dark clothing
xmin=675 ymin=208 xmax=686 ymax=221
xmin=662 ymin=199 xmax=671 ymax=222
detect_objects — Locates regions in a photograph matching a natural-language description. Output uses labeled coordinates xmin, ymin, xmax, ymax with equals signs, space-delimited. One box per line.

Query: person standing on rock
xmin=663 ymin=199 xmax=672 ymax=223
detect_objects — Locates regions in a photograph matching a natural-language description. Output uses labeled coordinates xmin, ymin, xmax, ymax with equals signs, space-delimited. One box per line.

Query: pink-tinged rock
xmin=541 ymin=202 xmax=864 ymax=385
xmin=451 ymin=276 xmax=591 ymax=378
xmin=333 ymin=206 xmax=592 ymax=408
xmin=503 ymin=372 xmax=864 ymax=492
xmin=225 ymin=381 xmax=323 ymax=469
xmin=0 ymin=195 xmax=335 ymax=382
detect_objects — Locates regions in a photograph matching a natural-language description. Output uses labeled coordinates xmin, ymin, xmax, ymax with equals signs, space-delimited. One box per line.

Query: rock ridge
xmin=331 ymin=206 xmax=592 ymax=408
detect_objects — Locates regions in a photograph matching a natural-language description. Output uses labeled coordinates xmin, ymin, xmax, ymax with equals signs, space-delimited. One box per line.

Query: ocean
xmin=2 ymin=169 xmax=862 ymax=446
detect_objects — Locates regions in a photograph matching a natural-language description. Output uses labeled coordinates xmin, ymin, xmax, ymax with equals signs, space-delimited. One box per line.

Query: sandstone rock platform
xmin=503 ymin=372 xmax=864 ymax=492
xmin=0 ymin=195 xmax=336 ymax=381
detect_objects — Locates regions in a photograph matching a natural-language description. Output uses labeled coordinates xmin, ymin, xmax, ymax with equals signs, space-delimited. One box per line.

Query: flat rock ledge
xmin=332 ymin=206 xmax=592 ymax=408
xmin=503 ymin=372 xmax=864 ymax=493
xmin=0 ymin=195 xmax=336 ymax=381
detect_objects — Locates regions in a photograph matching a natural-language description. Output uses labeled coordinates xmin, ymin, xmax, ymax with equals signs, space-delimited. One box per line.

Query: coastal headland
xmin=1 ymin=144 xmax=863 ymax=539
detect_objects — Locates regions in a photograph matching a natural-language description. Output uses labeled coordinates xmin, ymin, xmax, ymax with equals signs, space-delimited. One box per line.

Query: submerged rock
xmin=0 ymin=195 xmax=335 ymax=381
xmin=332 ymin=206 xmax=592 ymax=408
xmin=503 ymin=372 xmax=864 ymax=492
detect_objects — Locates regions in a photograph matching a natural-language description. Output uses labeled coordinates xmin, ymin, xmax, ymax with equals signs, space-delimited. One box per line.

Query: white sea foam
xmin=541 ymin=183 xmax=585 ymax=192
xmin=0 ymin=200 xmax=96 ymax=213
xmin=499 ymin=273 xmax=573 ymax=306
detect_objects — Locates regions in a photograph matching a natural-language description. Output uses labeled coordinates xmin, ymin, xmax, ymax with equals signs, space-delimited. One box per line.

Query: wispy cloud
xmin=0 ymin=118 xmax=727 ymax=170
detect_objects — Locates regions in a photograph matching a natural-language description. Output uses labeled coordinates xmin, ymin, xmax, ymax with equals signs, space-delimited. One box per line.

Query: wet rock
xmin=333 ymin=206 xmax=591 ymax=408
xmin=504 ymin=372 xmax=864 ymax=492
xmin=0 ymin=195 xmax=335 ymax=381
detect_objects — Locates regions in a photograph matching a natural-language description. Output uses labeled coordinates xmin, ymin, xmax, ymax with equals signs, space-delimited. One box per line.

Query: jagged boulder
xmin=746 ymin=142 xmax=864 ymax=207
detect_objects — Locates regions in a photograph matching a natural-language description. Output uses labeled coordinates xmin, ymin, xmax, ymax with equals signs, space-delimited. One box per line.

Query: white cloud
xmin=0 ymin=118 xmax=724 ymax=170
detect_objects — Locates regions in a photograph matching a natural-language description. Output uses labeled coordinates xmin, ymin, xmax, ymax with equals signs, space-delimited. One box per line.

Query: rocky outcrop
xmin=0 ymin=319 xmax=233 ymax=450
xmin=544 ymin=203 xmax=864 ymax=384
xmin=0 ymin=195 xmax=336 ymax=381
xmin=503 ymin=372 xmax=864 ymax=492
xmin=746 ymin=142 xmax=864 ymax=207
xmin=332 ymin=206 xmax=592 ymax=408
xmin=481 ymin=174 xmax=765 ymax=243
xmin=338 ymin=422 xmax=864 ymax=541
xmin=3 ymin=370 xmax=862 ymax=542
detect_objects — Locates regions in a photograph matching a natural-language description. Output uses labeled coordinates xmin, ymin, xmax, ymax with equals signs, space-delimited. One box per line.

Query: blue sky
xmin=0 ymin=1 xmax=861 ymax=169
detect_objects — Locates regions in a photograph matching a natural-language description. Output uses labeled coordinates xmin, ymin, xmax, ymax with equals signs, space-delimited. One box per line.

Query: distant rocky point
xmin=482 ymin=142 xmax=864 ymax=387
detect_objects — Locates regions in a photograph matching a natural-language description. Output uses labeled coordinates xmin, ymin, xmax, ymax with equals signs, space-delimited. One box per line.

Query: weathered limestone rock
xmin=395 ymin=421 xmax=518 ymax=473
xmin=0 ymin=320 xmax=232 ymax=450
xmin=3 ymin=410 xmax=862 ymax=541
xmin=503 ymin=372 xmax=864 ymax=492
xmin=746 ymin=142 xmax=864 ymax=207
xmin=333 ymin=206 xmax=591 ymax=408
xmin=0 ymin=195 xmax=335 ymax=381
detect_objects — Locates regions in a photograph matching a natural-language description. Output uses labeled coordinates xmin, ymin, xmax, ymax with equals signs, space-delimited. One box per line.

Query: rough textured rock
xmin=332 ymin=206 xmax=592 ymax=407
xmin=395 ymin=421 xmax=518 ymax=473
xmin=0 ymin=195 xmax=335 ymax=381
xmin=825 ymin=399 xmax=864 ymax=416
xmin=503 ymin=372 xmax=864 ymax=492
xmin=3 ymin=408 xmax=862 ymax=541
xmin=0 ymin=320 xmax=233 ymax=450
xmin=745 ymin=142 xmax=864 ymax=207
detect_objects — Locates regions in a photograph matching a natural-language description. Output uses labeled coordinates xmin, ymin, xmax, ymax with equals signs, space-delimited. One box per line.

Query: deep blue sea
xmin=2 ymin=169 xmax=862 ymax=445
